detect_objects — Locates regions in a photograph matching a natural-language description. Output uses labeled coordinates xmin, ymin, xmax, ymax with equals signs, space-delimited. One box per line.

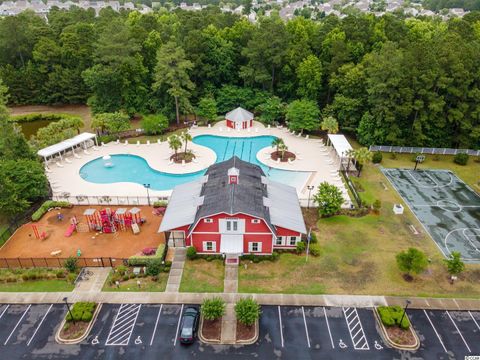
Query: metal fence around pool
xmin=50 ymin=195 xmax=170 ymax=206
xmin=369 ymin=145 xmax=480 ymax=156
xmin=0 ymin=257 xmax=128 ymax=269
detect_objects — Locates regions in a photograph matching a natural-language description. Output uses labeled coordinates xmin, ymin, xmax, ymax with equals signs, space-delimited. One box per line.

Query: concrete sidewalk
xmin=1 ymin=291 xmax=479 ymax=310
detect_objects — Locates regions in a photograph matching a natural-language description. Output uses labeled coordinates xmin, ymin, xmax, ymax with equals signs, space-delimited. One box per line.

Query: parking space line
xmin=301 ymin=307 xmax=310 ymax=348
xmin=149 ymin=304 xmax=163 ymax=346
xmin=446 ymin=311 xmax=471 ymax=353
xmin=173 ymin=304 xmax=184 ymax=347
xmin=278 ymin=306 xmax=284 ymax=348
xmin=27 ymin=304 xmax=53 ymax=346
xmin=105 ymin=304 xmax=142 ymax=346
xmin=469 ymin=311 xmax=480 ymax=331
xmin=423 ymin=310 xmax=447 ymax=353
xmin=323 ymin=307 xmax=335 ymax=349
xmin=4 ymin=305 xmax=31 ymax=345
xmin=0 ymin=305 xmax=9 ymax=321
xmin=342 ymin=307 xmax=369 ymax=350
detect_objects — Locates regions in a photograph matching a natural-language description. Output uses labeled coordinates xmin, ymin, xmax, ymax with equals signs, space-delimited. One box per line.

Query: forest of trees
xmin=0 ymin=7 xmax=480 ymax=148
xmin=423 ymin=0 xmax=480 ymax=11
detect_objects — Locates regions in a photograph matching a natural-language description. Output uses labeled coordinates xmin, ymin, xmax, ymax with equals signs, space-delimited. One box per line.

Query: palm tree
xmin=181 ymin=131 xmax=192 ymax=154
xmin=168 ymin=134 xmax=182 ymax=160
xmin=321 ymin=116 xmax=339 ymax=134
xmin=345 ymin=148 xmax=355 ymax=172
xmin=278 ymin=142 xmax=288 ymax=160
xmin=352 ymin=147 xmax=373 ymax=176
xmin=271 ymin=138 xmax=284 ymax=154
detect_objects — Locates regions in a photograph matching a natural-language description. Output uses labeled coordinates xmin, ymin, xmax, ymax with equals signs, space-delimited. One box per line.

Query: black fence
xmin=369 ymin=145 xmax=480 ymax=156
xmin=0 ymin=257 xmax=128 ymax=269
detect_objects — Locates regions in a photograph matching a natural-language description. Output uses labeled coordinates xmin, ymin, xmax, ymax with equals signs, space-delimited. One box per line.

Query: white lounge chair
xmin=93 ymin=146 xmax=99 ymax=151
xmin=83 ymin=149 xmax=91 ymax=155
xmin=56 ymin=162 xmax=64 ymax=168
xmin=147 ymin=140 xmax=150 ymax=146
xmin=65 ymin=158 xmax=72 ymax=164
xmin=219 ymin=127 xmax=223 ymax=132
xmin=305 ymin=135 xmax=309 ymax=140
xmin=227 ymin=127 xmax=231 ymax=132
xmin=182 ymin=160 xmax=185 ymax=167
xmin=288 ymin=158 xmax=294 ymax=164
xmin=276 ymin=158 xmax=280 ymax=163
xmin=255 ymin=127 xmax=259 ymax=133
xmin=74 ymin=153 xmax=81 ymax=159
xmin=267 ymin=124 xmax=271 ymax=129
xmin=115 ymin=139 xmax=120 ymax=145
xmin=296 ymin=132 xmax=302 ymax=137
xmin=124 ymin=140 xmax=128 ymax=146
xmin=136 ymin=141 xmax=140 ymax=146
xmin=168 ymin=159 xmax=174 ymax=165
xmin=45 ymin=167 xmax=52 ymax=173
xmin=208 ymin=124 xmax=211 ymax=128
xmin=101 ymin=142 xmax=108 ymax=147
xmin=157 ymin=139 xmax=162 ymax=144
xmin=247 ymin=128 xmax=251 ymax=133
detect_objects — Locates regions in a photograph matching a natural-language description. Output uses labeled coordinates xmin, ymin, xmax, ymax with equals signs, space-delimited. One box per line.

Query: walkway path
xmin=221 ymin=263 xmax=239 ymax=344
xmin=73 ymin=267 xmax=110 ymax=294
xmin=165 ymin=248 xmax=186 ymax=292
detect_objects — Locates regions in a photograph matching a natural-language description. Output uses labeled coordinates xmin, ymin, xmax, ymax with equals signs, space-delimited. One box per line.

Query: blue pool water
xmin=79 ymin=135 xmax=310 ymax=191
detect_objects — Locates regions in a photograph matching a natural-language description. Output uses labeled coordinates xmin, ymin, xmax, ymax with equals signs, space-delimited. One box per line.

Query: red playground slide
xmin=64 ymin=224 xmax=76 ymax=237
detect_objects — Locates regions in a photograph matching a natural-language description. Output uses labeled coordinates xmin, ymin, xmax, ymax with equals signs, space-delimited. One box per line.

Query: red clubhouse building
xmin=159 ymin=156 xmax=306 ymax=258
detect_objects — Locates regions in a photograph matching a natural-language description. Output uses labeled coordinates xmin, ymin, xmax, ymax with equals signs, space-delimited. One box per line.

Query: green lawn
xmin=239 ymin=159 xmax=480 ymax=297
xmin=0 ymin=279 xmax=74 ymax=292
xmin=102 ymin=272 xmax=168 ymax=292
xmin=180 ymin=259 xmax=224 ymax=293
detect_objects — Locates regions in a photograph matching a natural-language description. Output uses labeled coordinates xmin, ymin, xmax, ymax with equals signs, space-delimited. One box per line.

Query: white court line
xmin=4 ymin=305 xmax=31 ymax=345
xmin=446 ymin=311 xmax=471 ymax=353
xmin=323 ymin=307 xmax=335 ymax=349
xmin=150 ymin=304 xmax=163 ymax=346
xmin=468 ymin=311 xmax=480 ymax=331
xmin=278 ymin=306 xmax=284 ymax=348
xmin=0 ymin=305 xmax=10 ymax=320
xmin=27 ymin=304 xmax=53 ymax=346
xmin=301 ymin=307 xmax=311 ymax=348
xmin=423 ymin=310 xmax=447 ymax=353
xmin=124 ymin=304 xmax=142 ymax=347
xmin=173 ymin=304 xmax=184 ymax=347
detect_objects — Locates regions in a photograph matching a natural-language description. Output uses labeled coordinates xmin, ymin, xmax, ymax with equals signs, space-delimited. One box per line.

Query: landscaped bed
xmin=0 ymin=268 xmax=75 ymax=292
xmin=375 ymin=306 xmax=418 ymax=349
xmin=201 ymin=318 xmax=221 ymax=341
xmin=236 ymin=320 xmax=255 ymax=341
xmin=180 ymin=258 xmax=224 ymax=293
xmin=57 ymin=302 xmax=99 ymax=343
xmin=270 ymin=150 xmax=295 ymax=162
xmin=102 ymin=265 xmax=169 ymax=292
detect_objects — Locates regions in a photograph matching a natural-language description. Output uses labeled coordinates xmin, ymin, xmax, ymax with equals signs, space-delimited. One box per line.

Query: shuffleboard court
xmin=382 ymin=168 xmax=480 ymax=263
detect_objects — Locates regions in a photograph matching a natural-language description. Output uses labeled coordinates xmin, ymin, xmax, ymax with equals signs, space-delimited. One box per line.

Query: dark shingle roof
xmin=189 ymin=156 xmax=273 ymax=232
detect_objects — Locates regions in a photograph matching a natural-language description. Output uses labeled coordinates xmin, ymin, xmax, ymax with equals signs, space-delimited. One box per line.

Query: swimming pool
xmin=79 ymin=135 xmax=311 ymax=191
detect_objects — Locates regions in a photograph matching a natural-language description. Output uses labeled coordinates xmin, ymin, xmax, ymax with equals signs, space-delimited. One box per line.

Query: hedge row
xmin=377 ymin=306 xmax=410 ymax=330
xmin=9 ymin=113 xmax=81 ymax=123
xmin=31 ymin=201 xmax=73 ymax=221
xmin=66 ymin=302 xmax=96 ymax=323
xmin=128 ymin=243 xmax=166 ymax=266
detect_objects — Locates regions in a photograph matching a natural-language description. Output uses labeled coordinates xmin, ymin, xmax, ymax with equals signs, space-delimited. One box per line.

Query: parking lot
xmin=0 ymin=303 xmax=478 ymax=359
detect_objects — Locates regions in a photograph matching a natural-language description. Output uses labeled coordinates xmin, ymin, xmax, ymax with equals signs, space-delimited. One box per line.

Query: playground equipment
xmin=84 ymin=208 xmax=100 ymax=231
xmin=81 ymin=207 xmax=146 ymax=234
xmin=32 ymin=224 xmax=48 ymax=240
xmin=129 ymin=207 xmax=146 ymax=224
xmin=114 ymin=208 xmax=132 ymax=232
xmin=64 ymin=216 xmax=78 ymax=237
xmin=99 ymin=208 xmax=116 ymax=233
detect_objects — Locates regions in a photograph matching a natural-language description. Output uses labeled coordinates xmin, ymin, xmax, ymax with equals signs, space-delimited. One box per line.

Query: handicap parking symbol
xmin=91 ymin=336 xmax=99 ymax=345
xmin=339 ymin=339 xmax=348 ymax=349
xmin=134 ymin=336 xmax=142 ymax=345
xmin=374 ymin=341 xmax=383 ymax=350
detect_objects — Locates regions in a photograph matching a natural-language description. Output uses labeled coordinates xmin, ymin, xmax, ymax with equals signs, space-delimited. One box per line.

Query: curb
xmin=55 ymin=303 xmax=103 ymax=345
xmin=235 ymin=319 xmax=259 ymax=345
xmin=198 ymin=315 xmax=221 ymax=344
xmin=373 ymin=307 xmax=420 ymax=351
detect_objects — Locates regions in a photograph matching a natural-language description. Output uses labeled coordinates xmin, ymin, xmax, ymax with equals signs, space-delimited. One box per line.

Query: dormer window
xmin=204 ymin=218 xmax=213 ymax=223
xmin=251 ymin=219 xmax=260 ymax=224
xmin=228 ymin=166 xmax=239 ymax=184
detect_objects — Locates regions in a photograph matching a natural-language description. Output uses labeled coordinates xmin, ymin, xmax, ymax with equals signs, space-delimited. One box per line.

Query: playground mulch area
xmin=0 ymin=206 xmax=164 ymax=259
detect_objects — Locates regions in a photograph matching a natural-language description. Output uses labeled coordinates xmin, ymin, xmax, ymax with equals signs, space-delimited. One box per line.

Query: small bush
xmin=32 ymin=201 xmax=72 ymax=222
xmin=64 ymin=257 xmax=78 ymax=273
xmin=389 ymin=152 xmax=397 ymax=160
xmin=377 ymin=306 xmax=410 ymax=330
xmin=146 ymin=260 xmax=162 ymax=276
xmin=372 ymin=152 xmax=383 ymax=164
xmin=98 ymin=134 xmax=117 ymax=144
xmin=296 ymin=241 xmax=306 ymax=254
xmin=454 ymin=153 xmax=469 ymax=165
xmin=186 ymin=246 xmax=197 ymax=260
xmin=201 ymin=297 xmax=226 ymax=321
xmin=116 ymin=265 xmax=128 ymax=276
xmin=309 ymin=232 xmax=318 ymax=244
xmin=372 ymin=199 xmax=382 ymax=214
xmin=235 ymin=298 xmax=260 ymax=326
xmin=309 ymin=243 xmax=321 ymax=257
xmin=153 ymin=200 xmax=167 ymax=208
xmin=66 ymin=302 xmax=96 ymax=323
xmin=128 ymin=243 xmax=166 ymax=266
xmin=142 ymin=247 xmax=156 ymax=256
xmin=56 ymin=270 xmax=66 ymax=279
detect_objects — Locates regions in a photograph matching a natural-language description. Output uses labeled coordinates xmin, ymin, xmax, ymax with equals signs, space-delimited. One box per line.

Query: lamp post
xmin=143 ymin=183 xmax=151 ymax=206
xmin=399 ymin=299 xmax=411 ymax=326
xmin=63 ymin=297 xmax=75 ymax=325
xmin=307 ymin=185 xmax=314 ymax=209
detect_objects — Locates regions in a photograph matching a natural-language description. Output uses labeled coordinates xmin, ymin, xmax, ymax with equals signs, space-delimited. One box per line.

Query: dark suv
xmin=179 ymin=307 xmax=199 ymax=344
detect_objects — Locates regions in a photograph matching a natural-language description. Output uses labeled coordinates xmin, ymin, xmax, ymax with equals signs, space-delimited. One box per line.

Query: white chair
xmin=227 ymin=127 xmax=231 ymax=132
xmin=74 ymin=153 xmax=81 ymax=159
xmin=45 ymin=167 xmax=52 ymax=173
xmin=182 ymin=160 xmax=185 ymax=167
xmin=147 ymin=140 xmax=150 ymax=146
xmin=208 ymin=124 xmax=211 ymax=128
xmin=276 ymin=158 xmax=280 ymax=163
xmin=93 ymin=146 xmax=99 ymax=151
xmin=83 ymin=149 xmax=91 ymax=155
xmin=115 ymin=139 xmax=120 ymax=145
xmin=305 ymin=135 xmax=309 ymax=140
xmin=56 ymin=162 xmax=64 ymax=168
xmin=255 ymin=127 xmax=259 ymax=133
xmin=247 ymin=128 xmax=251 ymax=133
xmin=136 ymin=141 xmax=140 ymax=146
xmin=267 ymin=124 xmax=271 ymax=129
xmin=193 ymin=158 xmax=198 ymax=163
xmin=168 ymin=159 xmax=174 ymax=165
xmin=157 ymin=139 xmax=162 ymax=144
xmin=297 ymin=132 xmax=302 ymax=137
xmin=65 ymin=158 xmax=72 ymax=164
xmin=101 ymin=142 xmax=108 ymax=147
xmin=288 ymin=158 xmax=294 ymax=164
xmin=219 ymin=127 xmax=223 ymax=132
xmin=124 ymin=140 xmax=128 ymax=146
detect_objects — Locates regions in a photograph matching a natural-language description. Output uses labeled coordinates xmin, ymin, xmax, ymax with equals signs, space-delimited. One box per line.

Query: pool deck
xmin=47 ymin=121 xmax=351 ymax=206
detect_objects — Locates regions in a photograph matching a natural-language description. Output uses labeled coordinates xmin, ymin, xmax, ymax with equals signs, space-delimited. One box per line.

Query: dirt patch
xmin=60 ymin=321 xmax=90 ymax=340
xmin=271 ymin=150 xmax=296 ymax=162
xmin=236 ymin=320 xmax=255 ymax=341
xmin=385 ymin=326 xmax=417 ymax=346
xmin=171 ymin=151 xmax=195 ymax=164
xmin=0 ymin=205 xmax=164 ymax=259
xmin=202 ymin=319 xmax=221 ymax=341
xmin=302 ymin=208 xmax=319 ymax=231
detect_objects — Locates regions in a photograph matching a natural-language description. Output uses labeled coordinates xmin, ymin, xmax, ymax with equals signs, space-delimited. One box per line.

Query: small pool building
xmin=225 ymin=107 xmax=254 ymax=129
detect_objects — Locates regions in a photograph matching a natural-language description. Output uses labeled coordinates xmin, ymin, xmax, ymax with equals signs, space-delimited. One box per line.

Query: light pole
xmin=143 ymin=183 xmax=151 ymax=206
xmin=63 ymin=297 xmax=75 ymax=325
xmin=399 ymin=299 xmax=411 ymax=326
xmin=307 ymin=185 xmax=314 ymax=209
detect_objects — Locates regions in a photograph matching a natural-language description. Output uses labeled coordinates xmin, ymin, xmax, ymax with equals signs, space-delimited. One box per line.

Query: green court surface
xmin=382 ymin=168 xmax=480 ymax=263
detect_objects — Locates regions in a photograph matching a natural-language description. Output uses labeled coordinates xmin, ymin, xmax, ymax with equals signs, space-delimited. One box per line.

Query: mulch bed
xmin=171 ymin=152 xmax=195 ymax=164
xmin=271 ymin=150 xmax=296 ymax=162
xmin=202 ymin=318 xmax=221 ymax=341
xmin=236 ymin=320 xmax=255 ymax=341
xmin=59 ymin=321 xmax=90 ymax=340
xmin=385 ymin=326 xmax=416 ymax=346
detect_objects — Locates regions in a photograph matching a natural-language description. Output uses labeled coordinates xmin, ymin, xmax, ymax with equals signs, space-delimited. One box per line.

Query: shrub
xmin=201 ymin=297 xmax=226 ymax=321
xmin=296 ymin=241 xmax=306 ymax=254
xmin=444 ymin=251 xmax=465 ymax=276
xmin=9 ymin=113 xmax=79 ymax=123
xmin=66 ymin=302 xmax=96 ymax=323
xmin=128 ymin=243 xmax=166 ymax=266
xmin=153 ymin=200 xmax=167 ymax=208
xmin=309 ymin=232 xmax=318 ymax=244
xmin=186 ymin=246 xmax=197 ymax=260
xmin=235 ymin=298 xmax=260 ymax=326
xmin=64 ymin=256 xmax=78 ymax=273
xmin=142 ymin=247 xmax=156 ymax=256
xmin=372 ymin=199 xmax=382 ymax=214
xmin=390 ymin=152 xmax=397 ymax=160
xmin=32 ymin=201 xmax=72 ymax=221
xmin=454 ymin=153 xmax=469 ymax=165
xmin=146 ymin=260 xmax=162 ymax=276
xmin=372 ymin=152 xmax=383 ymax=164
xmin=116 ymin=265 xmax=128 ymax=276
xmin=309 ymin=243 xmax=321 ymax=257
xmin=67 ymin=273 xmax=77 ymax=284
xmin=377 ymin=306 xmax=410 ymax=330
xmin=396 ymin=247 xmax=428 ymax=277
xmin=98 ymin=134 xmax=117 ymax=144
xmin=56 ymin=270 xmax=66 ymax=279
